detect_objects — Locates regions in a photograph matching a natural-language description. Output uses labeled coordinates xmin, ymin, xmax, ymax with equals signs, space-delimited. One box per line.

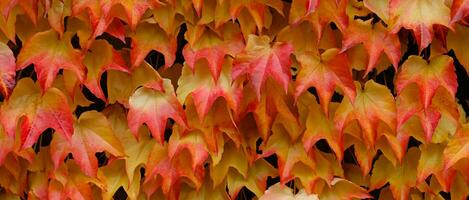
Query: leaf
xmin=417 ymin=143 xmax=445 ymax=183
xmin=183 ymin=23 xmax=244 ymax=80
xmin=131 ymin=22 xmax=177 ymax=68
xmin=0 ymin=78 xmax=74 ymax=148
xmin=319 ymin=178 xmax=371 ymax=200
xmin=50 ymin=111 xmax=125 ymax=177
xmin=341 ymin=19 xmax=401 ymax=75
xmin=226 ymin=159 xmax=277 ymax=198
xmin=0 ymin=41 xmax=16 ymax=98
xmin=114 ymin=0 xmax=154 ymax=31
xmin=389 ymin=0 xmax=451 ymax=51
xmin=232 ymin=34 xmax=293 ymax=98
xmin=450 ymin=0 xmax=469 ymax=24
xmin=306 ymin=0 xmax=348 ymax=43
xmin=396 ymin=55 xmax=457 ymax=110
xmin=334 ymin=80 xmax=396 ymax=148
xmin=16 ymin=30 xmax=85 ymax=90
xmin=210 ymin=142 xmax=248 ymax=187
xmin=83 ymin=40 xmax=128 ymax=100
xmin=295 ymin=48 xmax=356 ymax=115
xmin=444 ymin=124 xmax=469 ymax=170
xmin=177 ymin=57 xmax=242 ymax=120
xmin=128 ymin=79 xmax=187 ymax=143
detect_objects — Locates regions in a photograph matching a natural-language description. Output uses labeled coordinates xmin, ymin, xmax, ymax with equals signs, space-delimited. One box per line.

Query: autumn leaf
xmin=447 ymin=24 xmax=469 ymax=74
xmin=335 ymin=80 xmax=396 ymax=148
xmin=396 ymin=55 xmax=457 ymax=110
xmin=16 ymin=30 xmax=85 ymax=90
xmin=128 ymin=79 xmax=187 ymax=143
xmin=50 ymin=111 xmax=125 ymax=177
xmin=444 ymin=124 xmax=469 ymax=170
xmin=130 ymin=22 xmax=177 ymax=68
xmin=259 ymin=183 xmax=319 ymax=200
xmin=295 ymin=48 xmax=356 ymax=115
xmin=177 ymin=57 xmax=242 ymax=120
xmin=341 ymin=19 xmax=401 ymax=75
xmin=389 ymin=0 xmax=451 ymax=51
xmin=232 ymin=34 xmax=293 ymax=98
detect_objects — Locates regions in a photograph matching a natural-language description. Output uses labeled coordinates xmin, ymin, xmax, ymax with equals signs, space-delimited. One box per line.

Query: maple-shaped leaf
xmin=306 ymin=0 xmax=348 ymax=43
xmin=263 ymin=124 xmax=315 ymax=184
xmin=289 ymin=0 xmax=319 ymax=25
xmin=16 ymin=30 xmax=85 ymax=90
xmin=396 ymin=84 xmax=460 ymax=142
xmin=179 ymin=177 xmax=230 ymax=200
xmin=83 ymin=40 xmax=128 ymax=100
xmin=396 ymin=55 xmax=457 ymax=109
xmin=417 ymin=143 xmax=445 ymax=184
xmin=50 ymin=111 xmax=125 ymax=177
xmin=145 ymin=143 xmax=205 ymax=199
xmin=335 ymin=80 xmax=396 ymax=148
xmin=104 ymin=104 xmax=155 ymax=189
xmin=177 ymin=58 xmax=242 ymax=120
xmin=447 ymin=24 xmax=469 ymax=74
xmin=0 ymin=41 xmax=15 ymax=98
xmin=128 ymin=79 xmax=187 ymax=143
xmin=389 ymin=0 xmax=451 ymax=51
xmin=444 ymin=124 xmax=469 ymax=170
xmin=114 ymin=0 xmax=155 ymax=31
xmin=168 ymin=128 xmax=209 ymax=172
xmin=318 ymin=178 xmax=371 ymax=200
xmin=131 ymin=22 xmax=177 ymax=68
xmin=183 ymin=23 xmax=244 ymax=80
xmin=97 ymin=159 xmax=142 ymax=200
xmin=0 ymin=78 xmax=74 ymax=148
xmin=295 ymin=48 xmax=355 ymax=115
xmin=0 ymin=4 xmax=20 ymax=42
xmin=341 ymin=19 xmax=401 ymax=75
xmin=370 ymin=148 xmax=420 ymax=200
xmin=210 ymin=142 xmax=248 ymax=188
xmin=299 ymin=92 xmax=343 ymax=160
xmin=226 ymin=159 xmax=277 ymax=198
xmin=232 ymin=34 xmax=293 ymax=98
xmin=47 ymin=0 xmax=71 ymax=37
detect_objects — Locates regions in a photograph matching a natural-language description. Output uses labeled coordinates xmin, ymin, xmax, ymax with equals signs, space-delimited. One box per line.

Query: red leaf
xmin=0 ymin=42 xmax=16 ymax=98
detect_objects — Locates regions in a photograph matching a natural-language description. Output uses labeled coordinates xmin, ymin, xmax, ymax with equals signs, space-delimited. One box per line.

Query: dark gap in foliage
xmin=329 ymin=22 xmax=338 ymax=30
xmin=140 ymin=167 xmax=146 ymax=179
xmin=8 ymin=36 xmax=22 ymax=57
xmin=97 ymin=32 xmax=130 ymax=50
xmin=331 ymin=91 xmax=344 ymax=102
xmin=75 ymin=87 xmax=106 ymax=117
xmin=175 ymin=24 xmax=188 ymax=65
xmin=439 ymin=191 xmax=450 ymax=200
xmin=307 ymin=87 xmax=320 ymax=102
xmin=32 ymin=129 xmax=53 ymax=153
xmin=164 ymin=122 xmax=173 ymax=142
xmin=144 ymin=50 xmax=165 ymax=69
xmin=420 ymin=45 xmax=431 ymax=60
xmin=256 ymin=138 xmax=263 ymax=154
xmin=100 ymin=71 xmax=109 ymax=99
xmin=71 ymin=33 xmax=81 ymax=49
xmin=407 ymin=136 xmax=422 ymax=149
xmin=16 ymin=64 xmax=36 ymax=81
xmin=264 ymin=154 xmax=278 ymax=168
xmin=236 ymin=186 xmax=255 ymax=200
xmin=371 ymin=150 xmax=384 ymax=169
xmin=375 ymin=67 xmax=396 ymax=95
xmin=95 ymin=151 xmax=108 ymax=167
xmin=315 ymin=139 xmax=333 ymax=153
xmin=266 ymin=176 xmax=281 ymax=189
xmin=448 ymin=50 xmax=469 ymax=117
xmin=343 ymin=146 xmax=358 ymax=165
xmin=113 ymin=187 xmax=128 ymax=200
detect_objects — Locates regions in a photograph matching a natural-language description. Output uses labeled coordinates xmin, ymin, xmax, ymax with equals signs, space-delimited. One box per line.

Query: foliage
xmin=0 ymin=0 xmax=468 ymax=199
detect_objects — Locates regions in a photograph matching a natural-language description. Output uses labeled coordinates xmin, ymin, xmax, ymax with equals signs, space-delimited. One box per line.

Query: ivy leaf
xmin=226 ymin=159 xmax=277 ymax=198
xmin=83 ymin=40 xmax=128 ymax=101
xmin=444 ymin=124 xmax=469 ymax=170
xmin=319 ymin=178 xmax=371 ymax=200
xmin=335 ymin=80 xmax=396 ymax=148
xmin=259 ymin=183 xmax=319 ymax=200
xmin=447 ymin=24 xmax=469 ymax=75
xmin=389 ymin=0 xmax=451 ymax=51
xmin=341 ymin=19 xmax=401 ymax=75
xmin=396 ymin=55 xmax=457 ymax=110
xmin=17 ymin=30 xmax=85 ymax=90
xmin=0 ymin=41 xmax=16 ymax=98
xmin=177 ymin=58 xmax=242 ymax=120
xmin=183 ymin=23 xmax=244 ymax=80
xmin=131 ymin=22 xmax=177 ymax=68
xmin=233 ymin=34 xmax=293 ymax=99
xmin=295 ymin=48 xmax=356 ymax=115
xmin=128 ymin=79 xmax=187 ymax=143
xmin=114 ymin=0 xmax=155 ymax=31
xmin=50 ymin=111 xmax=125 ymax=177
